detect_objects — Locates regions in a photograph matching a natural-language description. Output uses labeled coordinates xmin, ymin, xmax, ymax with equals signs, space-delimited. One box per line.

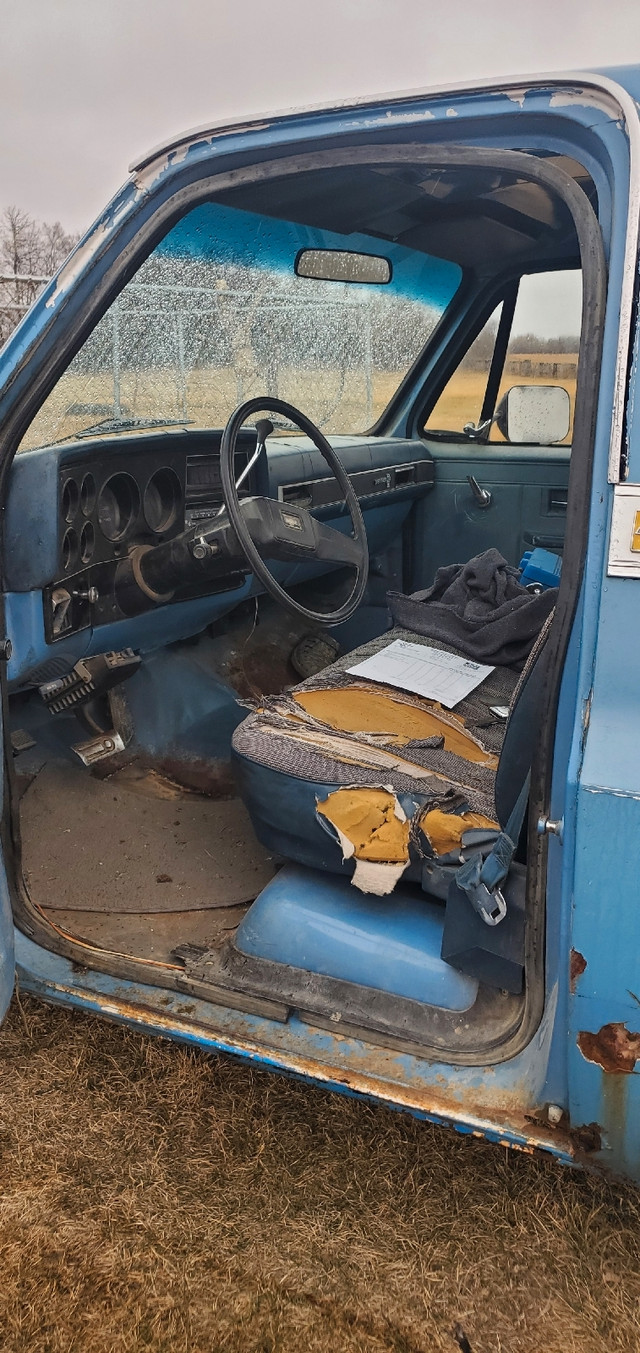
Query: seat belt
xmin=454 ymin=773 xmax=531 ymax=926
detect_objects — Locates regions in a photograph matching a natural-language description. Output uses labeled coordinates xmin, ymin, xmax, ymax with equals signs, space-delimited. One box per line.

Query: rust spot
xmin=570 ymin=949 xmax=587 ymax=992
xmin=568 ymin=1121 xmax=602 ymax=1153
xmin=157 ymin=755 xmax=236 ymax=800
xmin=228 ymin=641 xmax=297 ymax=700
xmin=578 ymin=1022 xmax=640 ymax=1073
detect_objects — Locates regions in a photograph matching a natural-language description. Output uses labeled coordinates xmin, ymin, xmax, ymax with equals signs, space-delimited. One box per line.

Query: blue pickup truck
xmin=0 ymin=66 xmax=638 ymax=1178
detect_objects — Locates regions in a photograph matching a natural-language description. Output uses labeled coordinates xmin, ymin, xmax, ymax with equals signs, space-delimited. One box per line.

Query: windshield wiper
xmin=76 ymin=416 xmax=194 ymax=438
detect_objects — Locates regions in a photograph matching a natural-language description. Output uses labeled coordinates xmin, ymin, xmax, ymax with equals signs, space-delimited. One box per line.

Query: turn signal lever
xmin=194 ymin=418 xmax=274 ymax=553
xmin=214 ymin=418 xmax=273 ymax=519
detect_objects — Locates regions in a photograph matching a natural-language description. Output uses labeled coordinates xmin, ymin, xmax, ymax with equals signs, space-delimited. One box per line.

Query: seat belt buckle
xmin=469 ymin=881 xmax=507 ymax=927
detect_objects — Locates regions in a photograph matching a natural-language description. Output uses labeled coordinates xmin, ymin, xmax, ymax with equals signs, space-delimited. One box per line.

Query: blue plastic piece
xmin=236 ymin=864 xmax=479 ymax=1011
xmin=123 ymin=642 xmax=246 ymax=763
xmin=519 ymin=546 xmax=562 ymax=590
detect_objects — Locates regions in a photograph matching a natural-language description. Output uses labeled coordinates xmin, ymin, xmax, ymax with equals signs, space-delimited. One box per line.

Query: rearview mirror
xmin=295 ymin=248 xmax=391 ymax=285
xmin=496 ymin=385 xmax=571 ymax=444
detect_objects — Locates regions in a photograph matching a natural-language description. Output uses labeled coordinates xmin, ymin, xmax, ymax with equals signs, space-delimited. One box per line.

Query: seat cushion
xmin=232 ymin=628 xmax=518 ymax=816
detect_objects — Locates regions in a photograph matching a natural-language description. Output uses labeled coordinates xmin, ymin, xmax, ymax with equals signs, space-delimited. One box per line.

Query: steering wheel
xmin=219 ymin=396 xmax=369 ymax=626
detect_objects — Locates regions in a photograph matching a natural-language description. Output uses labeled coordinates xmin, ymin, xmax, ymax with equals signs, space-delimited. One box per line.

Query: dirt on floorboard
xmin=20 ymin=761 xmax=277 ymax=913
xmin=1 ymin=998 xmax=640 ymax=1353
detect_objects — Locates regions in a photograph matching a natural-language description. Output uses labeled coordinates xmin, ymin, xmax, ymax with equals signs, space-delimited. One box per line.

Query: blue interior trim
xmin=236 ymin=863 xmax=478 ymax=1012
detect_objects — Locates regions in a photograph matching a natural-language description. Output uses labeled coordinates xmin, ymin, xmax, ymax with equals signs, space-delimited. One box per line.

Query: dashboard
xmin=48 ymin=434 xmax=261 ymax=641
xmin=3 ymin=428 xmax=434 ymax=673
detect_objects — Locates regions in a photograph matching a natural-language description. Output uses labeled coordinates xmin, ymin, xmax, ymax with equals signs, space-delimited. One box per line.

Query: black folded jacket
xmin=387 ymin=547 xmax=557 ymax=670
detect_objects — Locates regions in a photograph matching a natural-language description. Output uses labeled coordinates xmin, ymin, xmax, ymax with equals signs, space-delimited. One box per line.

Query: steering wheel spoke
xmin=310 ymin=518 xmax=363 ymax=569
xmin=220 ymin=397 xmax=369 ymax=626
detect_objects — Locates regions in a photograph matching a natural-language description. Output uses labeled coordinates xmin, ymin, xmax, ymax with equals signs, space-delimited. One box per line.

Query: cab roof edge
xmin=128 ymin=70 xmax=638 ymax=174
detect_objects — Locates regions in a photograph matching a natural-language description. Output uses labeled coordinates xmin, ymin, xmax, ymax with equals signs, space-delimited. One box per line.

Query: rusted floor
xmin=41 ymin=902 xmax=249 ymax=964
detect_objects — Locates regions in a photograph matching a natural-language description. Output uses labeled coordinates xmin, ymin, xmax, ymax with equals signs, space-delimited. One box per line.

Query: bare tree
xmin=38 ymin=219 xmax=77 ymax=276
xmin=0 ymin=206 xmax=79 ymax=345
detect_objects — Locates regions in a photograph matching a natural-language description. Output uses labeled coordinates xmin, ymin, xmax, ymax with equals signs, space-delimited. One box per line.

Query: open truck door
xmin=1 ymin=68 xmax=640 ymax=1178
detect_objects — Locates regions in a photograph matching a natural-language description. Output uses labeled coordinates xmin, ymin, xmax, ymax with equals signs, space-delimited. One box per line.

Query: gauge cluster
xmin=44 ymin=437 xmax=259 ymax=642
xmin=59 ymin=458 xmax=185 ymax=576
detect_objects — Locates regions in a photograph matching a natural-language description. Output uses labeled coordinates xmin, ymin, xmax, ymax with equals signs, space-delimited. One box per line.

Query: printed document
xmin=347 ymin=639 xmax=494 ymax=709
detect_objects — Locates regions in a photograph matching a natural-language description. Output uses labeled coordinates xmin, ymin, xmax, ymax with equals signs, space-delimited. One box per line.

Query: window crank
xmin=467 ymin=474 xmax=492 ymax=509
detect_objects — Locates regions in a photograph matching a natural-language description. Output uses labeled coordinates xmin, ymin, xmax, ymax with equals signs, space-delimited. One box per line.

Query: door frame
xmin=0 ymin=124 xmax=615 ymax=1067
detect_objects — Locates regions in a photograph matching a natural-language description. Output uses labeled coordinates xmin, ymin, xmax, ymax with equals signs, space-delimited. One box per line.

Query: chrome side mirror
xmin=496 ymin=385 xmax=571 ymax=444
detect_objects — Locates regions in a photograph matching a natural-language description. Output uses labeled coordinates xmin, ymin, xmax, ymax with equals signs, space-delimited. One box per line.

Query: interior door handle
xmin=466 ymin=474 xmax=492 ymax=509
xmin=523 ymin=532 xmax=564 ymax=551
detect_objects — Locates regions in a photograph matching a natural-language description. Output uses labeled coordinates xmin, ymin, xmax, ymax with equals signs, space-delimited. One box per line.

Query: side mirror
xmin=496 ymin=385 xmax=571 ymax=445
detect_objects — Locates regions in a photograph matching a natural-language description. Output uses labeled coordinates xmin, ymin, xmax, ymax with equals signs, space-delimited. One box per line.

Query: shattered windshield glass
xmin=20 ymin=202 xmax=461 ymax=451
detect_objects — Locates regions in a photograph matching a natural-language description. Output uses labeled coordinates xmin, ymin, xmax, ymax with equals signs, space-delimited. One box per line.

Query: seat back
xmin=494 ymin=611 xmax=554 ymax=828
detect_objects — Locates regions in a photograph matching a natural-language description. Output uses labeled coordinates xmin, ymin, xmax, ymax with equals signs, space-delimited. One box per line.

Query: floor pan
xmin=42 ymin=904 xmax=249 ymax=965
xmin=20 ymin=758 xmax=277 ymax=915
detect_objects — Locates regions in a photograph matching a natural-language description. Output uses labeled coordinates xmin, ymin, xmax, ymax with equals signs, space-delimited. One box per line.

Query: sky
xmin=2 ymin=0 xmax=640 ymax=233
xmin=0 ymin=0 xmax=637 ymax=339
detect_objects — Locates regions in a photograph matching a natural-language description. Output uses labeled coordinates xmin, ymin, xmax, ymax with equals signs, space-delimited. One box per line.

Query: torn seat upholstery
xmin=232 ymin=627 xmax=528 ymax=895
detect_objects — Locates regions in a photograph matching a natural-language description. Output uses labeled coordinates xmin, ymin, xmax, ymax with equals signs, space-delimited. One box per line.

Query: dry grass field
xmin=1 ymin=993 xmax=639 ymax=1353
xmin=426 ymin=361 xmax=577 ymax=441
xmin=19 ymin=358 xmax=578 ymax=451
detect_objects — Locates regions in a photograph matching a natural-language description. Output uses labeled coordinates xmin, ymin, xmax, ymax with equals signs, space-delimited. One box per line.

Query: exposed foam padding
xmin=293 ymin=684 xmax=497 ymax=766
xmin=317 ymin=787 xmax=410 ymax=864
xmin=420 ymin=807 xmax=498 ymax=857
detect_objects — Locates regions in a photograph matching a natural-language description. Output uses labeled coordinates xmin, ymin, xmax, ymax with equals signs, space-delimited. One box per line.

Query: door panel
xmin=411 ymin=441 xmax=570 ymax=585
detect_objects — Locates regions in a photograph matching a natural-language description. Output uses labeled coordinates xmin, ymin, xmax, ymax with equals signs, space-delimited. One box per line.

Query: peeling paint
xmin=581 ymin=690 xmax=592 ymax=749
xmin=505 ymin=89 xmax=528 ymax=108
xmin=578 ymin=1022 xmax=640 ymax=1073
xmin=384 ymin=108 xmax=435 ymax=122
xmin=16 ymin=965 xmax=577 ymax=1164
xmin=44 ymin=227 xmax=111 ymax=309
xmin=549 ymin=88 xmax=591 ymax=108
xmin=570 ymin=949 xmax=587 ymax=993
xmin=44 ymin=189 xmax=139 ymax=309
xmin=445 ymin=108 xmax=458 ymax=118
xmin=132 ymin=122 xmax=272 ymax=189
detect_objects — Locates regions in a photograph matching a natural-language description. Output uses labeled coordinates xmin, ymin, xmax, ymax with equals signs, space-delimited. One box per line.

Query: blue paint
xmin=232 ymin=747 xmax=430 ymax=881
xmin=5 ymin=589 xmax=91 ymax=685
xmin=236 ymin=864 xmax=478 ymax=1011
xmin=4 ymin=423 xmax=420 ymax=683
xmin=13 ymin=928 xmax=574 ymax=1165
xmin=123 ymin=641 xmax=246 ymax=764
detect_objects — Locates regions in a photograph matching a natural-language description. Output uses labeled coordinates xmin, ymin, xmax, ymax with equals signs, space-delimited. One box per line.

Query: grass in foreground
xmin=0 ymin=995 xmax=639 ymax=1353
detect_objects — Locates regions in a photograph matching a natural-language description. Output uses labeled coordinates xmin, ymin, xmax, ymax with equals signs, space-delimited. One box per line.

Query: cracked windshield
xmin=21 ymin=201 xmax=461 ymax=450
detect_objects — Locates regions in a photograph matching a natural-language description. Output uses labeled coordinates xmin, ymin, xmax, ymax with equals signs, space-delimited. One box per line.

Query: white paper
xmin=347 ymin=639 xmax=494 ymax=709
